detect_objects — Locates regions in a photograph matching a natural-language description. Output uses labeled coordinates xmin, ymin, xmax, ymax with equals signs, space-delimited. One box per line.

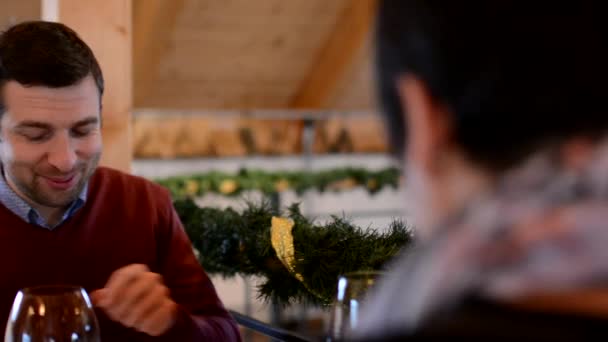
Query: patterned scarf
xmin=355 ymin=138 xmax=608 ymax=336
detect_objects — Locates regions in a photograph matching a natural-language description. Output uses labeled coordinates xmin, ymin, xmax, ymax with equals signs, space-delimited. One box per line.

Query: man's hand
xmin=90 ymin=264 xmax=178 ymax=336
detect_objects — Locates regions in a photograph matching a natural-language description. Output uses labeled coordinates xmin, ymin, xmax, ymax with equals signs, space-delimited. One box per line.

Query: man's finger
xmin=112 ymin=272 xmax=160 ymax=322
xmin=89 ymin=289 xmax=108 ymax=306
xmin=102 ymin=264 xmax=149 ymax=307
xmin=126 ymin=285 xmax=168 ymax=328
xmin=136 ymin=300 xmax=177 ymax=336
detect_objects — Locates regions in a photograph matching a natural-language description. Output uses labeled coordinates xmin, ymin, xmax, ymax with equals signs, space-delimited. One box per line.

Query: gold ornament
xmin=219 ymin=179 xmax=238 ymax=194
xmin=274 ymin=179 xmax=290 ymax=192
xmin=184 ymin=180 xmax=199 ymax=195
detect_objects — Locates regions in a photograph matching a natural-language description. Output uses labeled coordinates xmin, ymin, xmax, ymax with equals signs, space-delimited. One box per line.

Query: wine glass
xmin=4 ymin=285 xmax=100 ymax=342
xmin=326 ymin=271 xmax=382 ymax=341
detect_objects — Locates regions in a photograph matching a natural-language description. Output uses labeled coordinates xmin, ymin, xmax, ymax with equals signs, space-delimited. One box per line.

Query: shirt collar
xmin=0 ymin=167 xmax=88 ymax=229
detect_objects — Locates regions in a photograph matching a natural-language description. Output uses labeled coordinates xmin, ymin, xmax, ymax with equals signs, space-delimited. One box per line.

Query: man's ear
xmin=397 ymin=75 xmax=452 ymax=172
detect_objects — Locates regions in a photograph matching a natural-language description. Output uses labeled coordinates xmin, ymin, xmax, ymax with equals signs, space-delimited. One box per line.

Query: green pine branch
xmin=174 ymin=198 xmax=413 ymax=305
xmin=157 ymin=167 xmax=401 ymax=198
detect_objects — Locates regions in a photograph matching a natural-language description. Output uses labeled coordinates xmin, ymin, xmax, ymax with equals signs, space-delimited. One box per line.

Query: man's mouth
xmin=42 ymin=174 xmax=78 ymax=191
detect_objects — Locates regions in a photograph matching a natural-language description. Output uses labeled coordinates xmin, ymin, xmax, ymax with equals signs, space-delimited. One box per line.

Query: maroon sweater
xmin=0 ymin=167 xmax=241 ymax=341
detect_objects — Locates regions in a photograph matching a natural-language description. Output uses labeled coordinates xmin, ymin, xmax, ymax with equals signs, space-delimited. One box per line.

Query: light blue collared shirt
xmin=0 ymin=170 xmax=87 ymax=230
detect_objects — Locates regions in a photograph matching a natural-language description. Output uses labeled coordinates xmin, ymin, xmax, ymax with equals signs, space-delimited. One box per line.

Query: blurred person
xmin=0 ymin=21 xmax=240 ymax=341
xmin=354 ymin=1 xmax=608 ymax=340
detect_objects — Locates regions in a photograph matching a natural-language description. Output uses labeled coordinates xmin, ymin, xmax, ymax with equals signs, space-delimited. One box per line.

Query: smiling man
xmin=1 ymin=73 xmax=101 ymax=229
xmin=0 ymin=21 xmax=240 ymax=341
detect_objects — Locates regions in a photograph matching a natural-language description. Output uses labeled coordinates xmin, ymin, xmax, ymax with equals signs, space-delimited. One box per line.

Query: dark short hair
xmin=376 ymin=1 xmax=608 ymax=171
xmin=0 ymin=21 xmax=104 ymax=116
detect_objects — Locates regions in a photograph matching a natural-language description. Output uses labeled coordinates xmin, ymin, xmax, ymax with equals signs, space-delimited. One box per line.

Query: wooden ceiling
xmin=133 ymin=0 xmax=376 ymax=110
xmin=0 ymin=0 xmax=377 ymax=111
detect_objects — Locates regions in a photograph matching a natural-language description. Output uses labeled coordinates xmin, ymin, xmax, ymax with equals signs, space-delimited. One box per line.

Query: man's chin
xmin=35 ymin=196 xmax=78 ymax=208
xmin=34 ymin=186 xmax=83 ymax=208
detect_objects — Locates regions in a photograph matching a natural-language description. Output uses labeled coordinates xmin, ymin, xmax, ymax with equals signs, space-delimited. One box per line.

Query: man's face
xmin=0 ymin=75 xmax=102 ymax=209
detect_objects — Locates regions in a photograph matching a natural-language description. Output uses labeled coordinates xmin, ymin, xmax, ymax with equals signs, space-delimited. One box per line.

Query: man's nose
xmin=47 ymin=133 xmax=77 ymax=173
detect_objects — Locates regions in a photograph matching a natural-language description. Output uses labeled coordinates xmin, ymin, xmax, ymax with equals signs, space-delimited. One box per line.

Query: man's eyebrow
xmin=72 ymin=117 xmax=100 ymax=128
xmin=14 ymin=121 xmax=52 ymax=130
xmin=14 ymin=117 xmax=99 ymax=131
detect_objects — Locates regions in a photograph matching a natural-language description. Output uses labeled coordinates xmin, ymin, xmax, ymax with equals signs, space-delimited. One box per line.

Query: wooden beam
xmin=132 ymin=0 xmax=184 ymax=107
xmin=0 ymin=0 xmax=40 ymax=25
xmin=42 ymin=0 xmax=133 ymax=173
xmin=290 ymin=0 xmax=377 ymax=109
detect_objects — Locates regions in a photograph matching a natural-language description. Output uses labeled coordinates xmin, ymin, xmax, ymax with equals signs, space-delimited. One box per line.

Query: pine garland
xmin=174 ymin=198 xmax=413 ymax=305
xmin=157 ymin=167 xmax=400 ymax=198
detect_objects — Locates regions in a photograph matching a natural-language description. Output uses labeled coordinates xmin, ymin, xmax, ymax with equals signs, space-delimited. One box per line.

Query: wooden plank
xmin=140 ymin=79 xmax=296 ymax=109
xmin=42 ymin=0 xmax=133 ymax=172
xmin=326 ymin=33 xmax=375 ymax=110
xmin=0 ymin=0 xmax=40 ymax=27
xmin=132 ymin=0 xmax=185 ymax=106
xmin=290 ymin=0 xmax=377 ymax=109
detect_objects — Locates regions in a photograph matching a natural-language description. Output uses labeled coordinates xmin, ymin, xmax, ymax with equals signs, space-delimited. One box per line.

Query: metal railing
xmin=230 ymin=309 xmax=313 ymax=342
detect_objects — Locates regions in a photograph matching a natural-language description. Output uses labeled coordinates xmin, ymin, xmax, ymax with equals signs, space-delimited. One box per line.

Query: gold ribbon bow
xmin=270 ymin=217 xmax=304 ymax=282
xmin=270 ymin=216 xmax=328 ymax=302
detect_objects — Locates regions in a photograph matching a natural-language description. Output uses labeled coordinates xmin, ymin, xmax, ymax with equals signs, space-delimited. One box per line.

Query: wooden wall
xmin=130 ymin=0 xmax=383 ymax=158
xmin=0 ymin=0 xmax=40 ymax=29
xmin=43 ymin=0 xmax=133 ymax=172
xmin=132 ymin=111 xmax=387 ymax=158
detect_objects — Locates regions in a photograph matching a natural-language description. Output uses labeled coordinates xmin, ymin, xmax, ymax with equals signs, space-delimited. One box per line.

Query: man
xmin=0 ymin=21 xmax=240 ymax=341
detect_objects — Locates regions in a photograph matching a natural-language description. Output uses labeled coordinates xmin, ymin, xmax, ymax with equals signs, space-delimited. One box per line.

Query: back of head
xmin=0 ymin=21 xmax=104 ymax=115
xmin=376 ymin=0 xmax=608 ymax=171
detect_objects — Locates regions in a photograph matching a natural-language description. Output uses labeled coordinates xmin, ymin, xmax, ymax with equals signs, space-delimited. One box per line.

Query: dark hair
xmin=376 ymin=1 xmax=608 ymax=171
xmin=0 ymin=21 xmax=104 ymax=116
